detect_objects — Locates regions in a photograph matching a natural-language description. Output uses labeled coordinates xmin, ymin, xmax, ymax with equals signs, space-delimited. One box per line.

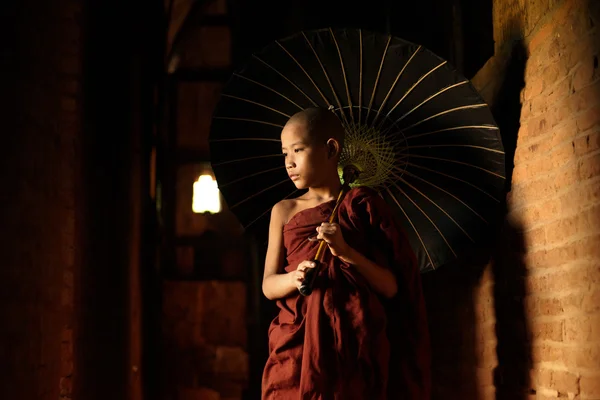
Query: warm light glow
xmin=192 ymin=175 xmax=222 ymax=214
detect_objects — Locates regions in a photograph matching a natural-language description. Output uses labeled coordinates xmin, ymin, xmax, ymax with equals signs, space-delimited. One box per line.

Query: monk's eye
xmin=294 ymin=148 xmax=304 ymax=153
xmin=282 ymin=152 xmax=287 ymax=157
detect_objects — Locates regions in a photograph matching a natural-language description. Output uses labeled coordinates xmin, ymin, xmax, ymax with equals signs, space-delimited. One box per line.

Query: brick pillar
xmin=0 ymin=0 xmax=161 ymax=399
xmin=0 ymin=0 xmax=82 ymax=398
xmin=424 ymin=0 xmax=600 ymax=399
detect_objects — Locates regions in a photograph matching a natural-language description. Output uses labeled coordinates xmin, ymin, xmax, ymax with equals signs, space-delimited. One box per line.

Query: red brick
xmin=525 ymin=114 xmax=552 ymax=140
xmin=530 ymin=319 xmax=564 ymax=342
xmin=547 ymin=101 xmax=573 ymax=129
xmin=572 ymin=59 xmax=597 ymax=93
xmin=581 ymin=290 xmax=600 ymax=314
xmin=551 ymin=370 xmax=580 ymax=394
xmin=544 ymin=79 xmax=572 ymax=108
xmin=516 ymin=197 xmax=561 ymax=228
xmin=580 ymin=373 xmax=600 ymax=398
xmin=549 ymin=119 xmax=578 ymax=148
xmin=578 ymin=152 xmax=600 ymax=180
xmin=573 ymin=129 xmax=600 ymax=157
xmin=526 ymin=296 xmax=564 ymax=317
xmin=530 ymin=234 xmax=600 ymax=268
xmin=524 ymin=76 xmax=544 ymax=101
xmin=568 ymin=344 xmax=600 ymax=369
xmin=545 ymin=209 xmax=591 ymax=245
xmin=576 ymin=105 xmax=600 ymax=133
xmin=561 ymin=180 xmax=600 ymax=210
xmin=528 ymin=17 xmax=554 ymax=53
xmin=540 ymin=62 xmax=562 ymax=90
xmin=475 ymin=367 xmax=494 ymax=387
xmin=565 ymin=315 xmax=600 ymax=342
xmin=60 ymin=342 xmax=73 ymax=376
xmin=526 ymin=263 xmax=599 ymax=294
xmin=532 ymin=343 xmax=562 ymax=364
xmin=520 ymin=100 xmax=533 ymax=120
xmin=524 ymin=226 xmax=547 ymax=249
xmin=59 ymin=376 xmax=72 ymax=396
xmin=565 ymin=39 xmax=594 ymax=72
xmin=568 ymin=81 xmax=600 ymax=113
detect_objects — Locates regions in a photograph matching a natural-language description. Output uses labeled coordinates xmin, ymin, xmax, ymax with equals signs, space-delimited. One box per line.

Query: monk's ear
xmin=326 ymin=138 xmax=340 ymax=159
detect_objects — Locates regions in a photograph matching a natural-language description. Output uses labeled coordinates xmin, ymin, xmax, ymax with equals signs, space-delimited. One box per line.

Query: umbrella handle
xmin=298 ymin=166 xmax=359 ymax=296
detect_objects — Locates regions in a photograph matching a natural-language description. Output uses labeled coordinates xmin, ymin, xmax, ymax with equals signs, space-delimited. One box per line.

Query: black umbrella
xmin=209 ymin=28 xmax=505 ymax=273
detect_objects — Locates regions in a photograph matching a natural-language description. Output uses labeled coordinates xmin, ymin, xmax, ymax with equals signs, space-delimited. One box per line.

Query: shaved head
xmin=286 ymin=107 xmax=345 ymax=150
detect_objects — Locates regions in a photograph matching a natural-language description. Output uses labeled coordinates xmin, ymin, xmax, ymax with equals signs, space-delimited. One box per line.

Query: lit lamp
xmin=192 ymin=174 xmax=222 ymax=214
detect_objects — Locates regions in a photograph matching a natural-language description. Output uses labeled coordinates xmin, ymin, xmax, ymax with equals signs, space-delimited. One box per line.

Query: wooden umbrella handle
xmin=298 ymin=166 xmax=359 ymax=296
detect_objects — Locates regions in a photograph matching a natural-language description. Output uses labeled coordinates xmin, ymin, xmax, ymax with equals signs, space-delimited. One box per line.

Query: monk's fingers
xmin=299 ymin=261 xmax=316 ymax=270
xmin=320 ymin=222 xmax=339 ymax=230
xmin=321 ymin=234 xmax=334 ymax=244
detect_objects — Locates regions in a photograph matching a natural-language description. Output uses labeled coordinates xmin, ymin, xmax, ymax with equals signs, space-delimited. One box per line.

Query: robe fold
xmin=262 ymin=187 xmax=431 ymax=400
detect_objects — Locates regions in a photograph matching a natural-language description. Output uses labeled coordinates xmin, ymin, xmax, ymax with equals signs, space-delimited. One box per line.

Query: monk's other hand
xmin=290 ymin=260 xmax=317 ymax=290
xmin=316 ymin=222 xmax=350 ymax=258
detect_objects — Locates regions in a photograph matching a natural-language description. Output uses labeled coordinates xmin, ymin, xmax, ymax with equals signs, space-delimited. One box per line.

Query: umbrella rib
xmin=245 ymin=189 xmax=301 ymax=229
xmin=358 ymin=29 xmax=363 ymax=126
xmin=365 ymin=35 xmax=392 ymax=123
xmin=405 ymin=124 xmax=499 ymax=140
xmin=210 ymin=137 xmax=281 ymax=143
xmin=212 ymin=153 xmax=283 ymax=167
xmin=372 ymin=45 xmax=421 ymax=127
xmin=218 ymin=165 xmax=285 ymax=189
xmin=382 ymin=60 xmax=447 ymax=130
xmin=230 ymin=178 xmax=291 ymax=210
xmin=301 ymin=31 xmax=348 ymax=125
xmin=405 ymin=161 xmax=501 ymax=202
xmin=402 ymin=170 xmax=488 ymax=223
xmin=329 ymin=28 xmax=355 ymax=125
xmin=276 ymin=40 xmax=332 ymax=109
xmin=400 ymin=104 xmax=488 ymax=133
xmin=405 ymin=144 xmax=505 ymax=154
xmin=392 ymin=81 xmax=469 ymax=126
xmin=212 ymin=116 xmax=285 ymax=129
xmin=253 ymin=55 xmax=319 ymax=107
xmin=391 ymin=181 xmax=458 ymax=257
xmin=384 ymin=187 xmax=436 ymax=268
xmin=233 ymin=73 xmax=304 ymax=110
xmin=394 ymin=173 xmax=475 ymax=242
xmin=408 ymin=154 xmax=506 ymax=179
xmin=221 ymin=94 xmax=291 ymax=118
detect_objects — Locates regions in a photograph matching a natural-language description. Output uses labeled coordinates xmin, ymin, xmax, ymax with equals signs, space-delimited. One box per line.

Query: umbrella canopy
xmin=209 ymin=28 xmax=505 ymax=273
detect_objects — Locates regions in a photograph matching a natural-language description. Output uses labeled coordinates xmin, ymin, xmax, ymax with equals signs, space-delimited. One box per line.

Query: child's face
xmin=281 ymin=122 xmax=331 ymax=189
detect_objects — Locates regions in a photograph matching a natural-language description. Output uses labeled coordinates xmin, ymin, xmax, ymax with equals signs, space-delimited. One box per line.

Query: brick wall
xmin=161 ymin=2 xmax=251 ymax=399
xmin=0 ymin=0 xmax=81 ymax=399
xmin=423 ymin=0 xmax=600 ymax=399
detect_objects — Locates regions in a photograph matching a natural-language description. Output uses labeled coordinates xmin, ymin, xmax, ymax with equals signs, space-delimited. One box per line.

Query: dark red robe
xmin=262 ymin=187 xmax=431 ymax=400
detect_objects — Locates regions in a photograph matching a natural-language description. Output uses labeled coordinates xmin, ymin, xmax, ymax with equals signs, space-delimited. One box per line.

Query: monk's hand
xmin=316 ymin=222 xmax=349 ymax=258
xmin=290 ymin=260 xmax=317 ymax=290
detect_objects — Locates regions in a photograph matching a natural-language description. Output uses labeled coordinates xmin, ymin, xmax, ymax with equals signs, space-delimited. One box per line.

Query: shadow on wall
xmin=490 ymin=39 xmax=532 ymax=400
xmin=421 ymin=26 xmax=530 ymax=400
xmin=421 ymin=254 xmax=489 ymax=399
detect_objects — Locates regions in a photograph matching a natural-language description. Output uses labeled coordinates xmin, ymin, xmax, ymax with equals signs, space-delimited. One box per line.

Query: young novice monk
xmin=261 ymin=107 xmax=431 ymax=399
